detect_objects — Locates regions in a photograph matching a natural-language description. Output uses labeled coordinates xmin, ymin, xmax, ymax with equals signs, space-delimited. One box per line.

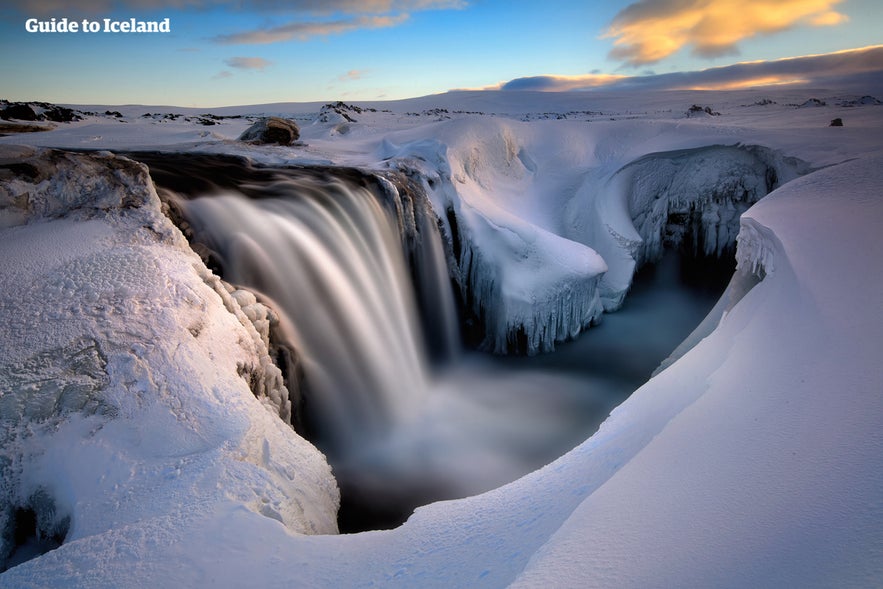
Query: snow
xmin=1 ymin=84 xmax=883 ymax=586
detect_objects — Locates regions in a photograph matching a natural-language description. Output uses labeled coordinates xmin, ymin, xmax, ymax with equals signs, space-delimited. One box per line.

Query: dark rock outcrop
xmin=238 ymin=117 xmax=300 ymax=145
xmin=1 ymin=104 xmax=38 ymax=121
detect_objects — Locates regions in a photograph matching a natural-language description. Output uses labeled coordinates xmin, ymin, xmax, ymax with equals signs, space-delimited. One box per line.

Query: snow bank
xmin=508 ymin=153 xmax=883 ymax=588
xmin=0 ymin=147 xmax=338 ymax=572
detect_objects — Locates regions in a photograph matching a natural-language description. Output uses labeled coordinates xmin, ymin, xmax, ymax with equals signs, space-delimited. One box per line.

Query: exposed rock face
xmin=238 ymin=117 xmax=300 ymax=145
xmin=1 ymin=104 xmax=38 ymax=121
xmin=0 ymin=102 xmax=82 ymax=123
xmin=686 ymin=104 xmax=720 ymax=117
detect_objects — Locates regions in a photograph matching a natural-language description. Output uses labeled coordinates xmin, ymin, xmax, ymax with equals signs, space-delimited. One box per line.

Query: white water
xmin=181 ymin=178 xmax=432 ymax=455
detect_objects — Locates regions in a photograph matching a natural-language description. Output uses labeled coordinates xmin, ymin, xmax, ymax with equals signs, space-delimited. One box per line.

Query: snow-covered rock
xmin=381 ymin=118 xmax=608 ymax=354
xmin=0 ymin=147 xmax=338 ymax=572
xmin=238 ymin=117 xmax=300 ymax=145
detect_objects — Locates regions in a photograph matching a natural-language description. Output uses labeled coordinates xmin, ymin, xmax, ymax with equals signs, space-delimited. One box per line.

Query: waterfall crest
xmin=176 ymin=172 xmax=456 ymax=457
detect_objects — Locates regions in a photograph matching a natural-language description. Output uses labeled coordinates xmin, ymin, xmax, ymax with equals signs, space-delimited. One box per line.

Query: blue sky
xmin=1 ymin=0 xmax=881 ymax=106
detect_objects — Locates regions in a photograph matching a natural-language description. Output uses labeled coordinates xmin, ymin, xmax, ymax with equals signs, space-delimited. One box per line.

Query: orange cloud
xmin=680 ymin=75 xmax=809 ymax=90
xmin=605 ymin=0 xmax=849 ymax=66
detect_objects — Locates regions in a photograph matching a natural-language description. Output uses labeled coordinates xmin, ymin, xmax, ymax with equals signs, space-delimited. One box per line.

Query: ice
xmin=581 ymin=144 xmax=811 ymax=309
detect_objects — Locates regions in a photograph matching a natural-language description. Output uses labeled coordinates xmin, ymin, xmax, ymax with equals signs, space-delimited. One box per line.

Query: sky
xmin=0 ymin=0 xmax=881 ymax=107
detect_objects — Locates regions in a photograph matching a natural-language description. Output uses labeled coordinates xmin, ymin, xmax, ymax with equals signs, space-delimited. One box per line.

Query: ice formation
xmin=381 ymin=120 xmax=609 ymax=355
xmin=582 ymin=144 xmax=811 ymax=310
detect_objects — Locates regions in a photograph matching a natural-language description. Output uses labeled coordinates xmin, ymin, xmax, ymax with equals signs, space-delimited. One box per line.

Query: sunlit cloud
xmin=225 ymin=56 xmax=273 ymax=70
xmin=489 ymin=45 xmax=883 ymax=93
xmin=501 ymin=74 xmax=629 ymax=91
xmin=455 ymin=74 xmax=628 ymax=92
xmin=604 ymin=0 xmax=849 ymax=66
xmin=213 ymin=14 xmax=409 ymax=44
xmin=682 ymin=75 xmax=809 ymax=91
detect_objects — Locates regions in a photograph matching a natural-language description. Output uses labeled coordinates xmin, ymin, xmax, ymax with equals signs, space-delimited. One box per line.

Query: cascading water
xmin=178 ymin=176 xmax=449 ymax=456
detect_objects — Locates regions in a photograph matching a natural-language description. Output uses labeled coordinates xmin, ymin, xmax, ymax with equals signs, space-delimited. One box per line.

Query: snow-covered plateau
xmin=1 ymin=86 xmax=882 ymax=587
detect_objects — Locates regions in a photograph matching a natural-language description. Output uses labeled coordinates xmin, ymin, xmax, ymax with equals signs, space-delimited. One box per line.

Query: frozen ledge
xmin=446 ymin=200 xmax=606 ymax=355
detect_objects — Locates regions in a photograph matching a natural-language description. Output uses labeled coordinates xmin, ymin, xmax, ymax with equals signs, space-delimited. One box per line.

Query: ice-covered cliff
xmin=583 ymin=144 xmax=810 ymax=309
xmin=383 ymin=123 xmax=808 ymax=354
xmin=0 ymin=147 xmax=339 ymax=572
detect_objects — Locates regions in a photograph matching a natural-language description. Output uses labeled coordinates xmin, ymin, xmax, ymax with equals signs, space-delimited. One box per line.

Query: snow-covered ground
xmin=1 ymin=85 xmax=882 ymax=587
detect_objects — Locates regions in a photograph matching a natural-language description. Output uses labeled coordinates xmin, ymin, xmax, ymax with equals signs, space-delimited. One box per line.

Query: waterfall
xmin=139 ymin=153 xmax=735 ymax=532
xmin=176 ymin=172 xmax=457 ymax=457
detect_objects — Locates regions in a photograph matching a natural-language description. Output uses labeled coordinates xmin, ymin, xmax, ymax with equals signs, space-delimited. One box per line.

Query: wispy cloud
xmin=604 ymin=0 xmax=849 ymax=66
xmin=213 ymin=14 xmax=409 ymax=44
xmin=225 ymin=56 xmax=273 ymax=70
xmin=338 ymin=69 xmax=367 ymax=81
xmin=492 ymin=45 xmax=883 ymax=93
xmin=212 ymin=70 xmax=234 ymax=79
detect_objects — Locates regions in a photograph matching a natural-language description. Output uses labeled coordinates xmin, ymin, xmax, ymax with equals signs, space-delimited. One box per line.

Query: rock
xmin=830 ymin=118 xmax=844 ymax=127
xmin=837 ymin=95 xmax=882 ymax=107
xmin=1 ymin=104 xmax=38 ymax=121
xmin=798 ymin=98 xmax=826 ymax=108
xmin=42 ymin=106 xmax=80 ymax=123
xmin=686 ymin=104 xmax=720 ymax=117
xmin=238 ymin=117 xmax=300 ymax=145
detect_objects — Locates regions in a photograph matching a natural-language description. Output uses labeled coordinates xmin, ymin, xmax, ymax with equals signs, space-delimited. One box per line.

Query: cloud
xmin=212 ymin=70 xmax=234 ymax=79
xmin=213 ymin=13 xmax=408 ymax=44
xmin=491 ymin=45 xmax=883 ymax=93
xmin=499 ymin=74 xmax=629 ymax=92
xmin=604 ymin=0 xmax=849 ymax=66
xmin=224 ymin=56 xmax=273 ymax=70
xmin=337 ymin=69 xmax=367 ymax=81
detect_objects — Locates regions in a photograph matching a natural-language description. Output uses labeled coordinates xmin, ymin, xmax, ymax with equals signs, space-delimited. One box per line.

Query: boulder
xmin=238 ymin=117 xmax=300 ymax=145
xmin=1 ymin=104 xmax=38 ymax=121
